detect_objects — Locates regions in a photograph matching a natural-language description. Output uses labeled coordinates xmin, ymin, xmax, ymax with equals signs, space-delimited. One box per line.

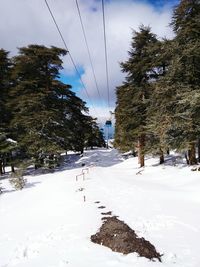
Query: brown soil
xmin=91 ymin=216 xmax=162 ymax=262
xmin=101 ymin=215 xmax=119 ymax=221
xmin=101 ymin=211 xmax=112 ymax=215
xmin=98 ymin=206 xmax=106 ymax=209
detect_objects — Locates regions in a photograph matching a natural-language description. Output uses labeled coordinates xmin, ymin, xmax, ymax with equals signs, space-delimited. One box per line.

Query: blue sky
xmin=58 ymin=0 xmax=179 ymax=111
xmin=144 ymin=0 xmax=178 ymax=8
xmin=57 ymin=0 xmax=178 ymax=132
xmin=59 ymin=68 xmax=84 ymax=94
xmin=0 ymin=0 xmax=179 ymax=123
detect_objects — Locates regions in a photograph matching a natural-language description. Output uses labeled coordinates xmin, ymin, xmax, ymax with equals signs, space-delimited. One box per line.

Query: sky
xmin=0 ymin=0 xmax=179 ymax=124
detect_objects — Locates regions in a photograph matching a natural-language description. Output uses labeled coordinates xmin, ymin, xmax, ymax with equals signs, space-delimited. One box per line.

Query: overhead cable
xmin=75 ymin=0 xmax=105 ymax=105
xmin=101 ymin=0 xmax=110 ymax=109
xmin=44 ymin=0 xmax=98 ymax=113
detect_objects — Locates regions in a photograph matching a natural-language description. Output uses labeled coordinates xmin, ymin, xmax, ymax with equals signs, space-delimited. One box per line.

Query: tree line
xmin=114 ymin=0 xmax=200 ymax=167
xmin=0 ymin=45 xmax=105 ymax=175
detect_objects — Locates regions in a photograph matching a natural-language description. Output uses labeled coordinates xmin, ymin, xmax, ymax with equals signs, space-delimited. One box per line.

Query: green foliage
xmin=8 ymin=45 xmax=92 ymax=160
xmin=84 ymin=118 xmax=105 ymax=148
xmin=9 ymin=45 xmax=68 ymax=156
xmin=164 ymin=0 xmax=200 ymax=152
xmin=0 ymin=44 xmax=103 ymax=172
xmin=0 ymin=49 xmax=12 ymax=124
xmin=171 ymin=0 xmax=200 ymax=43
xmin=114 ymin=84 xmax=140 ymax=151
xmin=0 ymin=49 xmax=16 ymax=174
xmin=115 ymin=26 xmax=159 ymax=158
xmin=115 ymin=1 xmax=200 ymax=165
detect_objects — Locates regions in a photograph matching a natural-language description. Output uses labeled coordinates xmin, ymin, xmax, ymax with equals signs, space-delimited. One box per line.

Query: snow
xmin=0 ymin=149 xmax=200 ymax=267
xmin=6 ymin=138 xmax=17 ymax=144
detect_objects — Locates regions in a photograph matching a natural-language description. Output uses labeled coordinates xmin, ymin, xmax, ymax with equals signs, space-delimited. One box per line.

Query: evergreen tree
xmin=171 ymin=0 xmax=200 ymax=43
xmin=166 ymin=0 xmax=200 ymax=164
xmin=146 ymin=0 xmax=200 ymax=165
xmin=9 ymin=45 xmax=90 ymax=166
xmin=0 ymin=49 xmax=13 ymax=175
xmin=0 ymin=49 xmax=11 ymax=125
xmin=115 ymin=26 xmax=158 ymax=167
xmin=145 ymin=39 xmax=174 ymax=164
xmin=9 ymin=45 xmax=67 ymax=161
xmin=62 ymin=92 xmax=90 ymax=154
xmin=115 ymin=84 xmax=141 ymax=152
xmin=85 ymin=118 xmax=105 ymax=149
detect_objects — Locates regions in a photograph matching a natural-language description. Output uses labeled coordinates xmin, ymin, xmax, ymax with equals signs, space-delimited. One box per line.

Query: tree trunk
xmin=0 ymin=160 xmax=3 ymax=176
xmin=198 ymin=138 xmax=200 ymax=163
xmin=159 ymin=148 xmax=164 ymax=164
xmin=166 ymin=148 xmax=170 ymax=155
xmin=2 ymin=159 xmax=5 ymax=174
xmin=185 ymin=152 xmax=189 ymax=165
xmin=11 ymin=164 xmax=15 ymax=173
xmin=138 ymin=134 xmax=145 ymax=167
xmin=188 ymin=142 xmax=197 ymax=165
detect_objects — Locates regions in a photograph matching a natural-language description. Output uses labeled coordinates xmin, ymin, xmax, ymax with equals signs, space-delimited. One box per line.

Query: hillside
xmin=0 ymin=149 xmax=200 ymax=267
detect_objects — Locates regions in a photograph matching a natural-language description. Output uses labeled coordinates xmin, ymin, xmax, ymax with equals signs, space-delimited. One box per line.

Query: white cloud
xmin=0 ymin=0 xmax=174 ymax=121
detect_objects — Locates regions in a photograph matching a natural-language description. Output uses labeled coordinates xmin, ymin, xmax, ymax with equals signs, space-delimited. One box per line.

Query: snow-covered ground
xmin=0 ymin=149 xmax=200 ymax=267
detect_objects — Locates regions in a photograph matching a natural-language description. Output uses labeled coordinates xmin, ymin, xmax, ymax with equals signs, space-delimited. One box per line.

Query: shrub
xmin=9 ymin=169 xmax=27 ymax=190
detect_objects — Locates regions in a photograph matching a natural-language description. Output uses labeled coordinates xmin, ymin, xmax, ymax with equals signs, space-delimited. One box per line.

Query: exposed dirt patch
xmin=101 ymin=216 xmax=111 ymax=221
xmin=101 ymin=211 xmax=112 ymax=215
xmin=91 ymin=216 xmax=162 ymax=262
xmin=101 ymin=215 xmax=119 ymax=221
xmin=98 ymin=206 xmax=106 ymax=209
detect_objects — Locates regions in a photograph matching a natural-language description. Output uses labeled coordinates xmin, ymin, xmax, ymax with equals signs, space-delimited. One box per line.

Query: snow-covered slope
xmin=0 ymin=149 xmax=200 ymax=267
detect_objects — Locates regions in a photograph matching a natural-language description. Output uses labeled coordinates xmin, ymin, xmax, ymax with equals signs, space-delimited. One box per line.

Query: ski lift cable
xmin=102 ymin=0 xmax=110 ymax=110
xmin=75 ymin=0 xmax=106 ymax=106
xmin=44 ymin=0 xmax=100 ymax=117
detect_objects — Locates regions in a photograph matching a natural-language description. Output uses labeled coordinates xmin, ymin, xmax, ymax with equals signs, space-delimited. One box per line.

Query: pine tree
xmin=9 ymin=45 xmax=67 ymax=162
xmin=115 ymin=84 xmax=141 ymax=152
xmin=146 ymin=0 xmax=200 ymax=165
xmin=0 ymin=49 xmax=11 ymax=125
xmin=0 ymin=49 xmax=13 ymax=175
xmin=62 ymin=92 xmax=90 ymax=154
xmin=115 ymin=26 xmax=158 ymax=167
xmin=84 ymin=118 xmax=105 ymax=149
xmin=167 ymin=0 xmax=200 ymax=164
xmin=145 ymin=39 xmax=174 ymax=164
xmin=9 ymin=45 xmax=91 ymax=166
xmin=171 ymin=0 xmax=200 ymax=43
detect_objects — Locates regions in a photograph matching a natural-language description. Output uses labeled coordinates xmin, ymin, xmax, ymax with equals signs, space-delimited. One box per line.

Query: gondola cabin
xmin=105 ymin=120 xmax=112 ymax=127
